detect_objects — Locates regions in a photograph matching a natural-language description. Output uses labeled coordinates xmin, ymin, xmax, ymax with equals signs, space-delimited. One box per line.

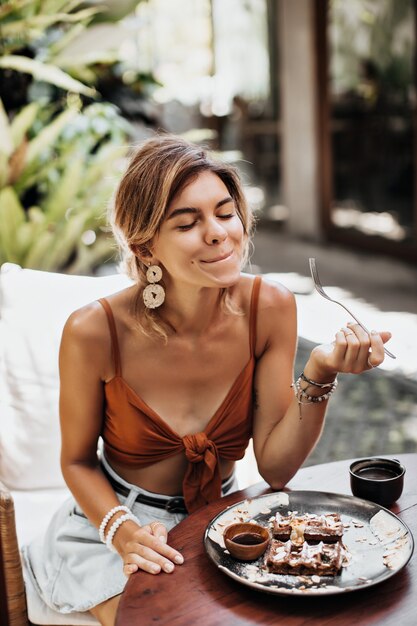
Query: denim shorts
xmin=21 ymin=454 xmax=238 ymax=614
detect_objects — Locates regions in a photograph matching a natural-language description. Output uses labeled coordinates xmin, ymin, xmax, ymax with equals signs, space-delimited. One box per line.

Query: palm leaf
xmin=44 ymin=153 xmax=85 ymax=221
xmin=0 ymin=99 xmax=13 ymax=158
xmin=10 ymin=102 xmax=40 ymax=148
xmin=0 ymin=187 xmax=26 ymax=263
xmin=24 ymin=106 xmax=78 ymax=168
xmin=0 ymin=56 xmax=97 ymax=97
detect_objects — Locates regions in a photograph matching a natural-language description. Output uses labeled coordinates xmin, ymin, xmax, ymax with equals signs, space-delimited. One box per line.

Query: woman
xmin=23 ymin=135 xmax=391 ymax=626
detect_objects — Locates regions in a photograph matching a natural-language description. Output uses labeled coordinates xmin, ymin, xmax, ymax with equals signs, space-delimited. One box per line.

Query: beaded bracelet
xmin=300 ymin=371 xmax=337 ymax=389
xmin=99 ymin=505 xmax=131 ymax=543
xmin=105 ymin=513 xmax=140 ymax=553
xmin=293 ymin=377 xmax=338 ymax=403
xmin=291 ymin=376 xmax=338 ymax=419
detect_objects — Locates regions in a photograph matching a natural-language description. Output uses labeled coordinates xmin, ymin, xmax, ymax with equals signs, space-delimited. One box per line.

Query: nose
xmin=204 ymin=218 xmax=228 ymax=245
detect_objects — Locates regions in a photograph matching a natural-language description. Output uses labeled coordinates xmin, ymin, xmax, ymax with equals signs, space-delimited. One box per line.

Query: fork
xmin=309 ymin=258 xmax=396 ymax=359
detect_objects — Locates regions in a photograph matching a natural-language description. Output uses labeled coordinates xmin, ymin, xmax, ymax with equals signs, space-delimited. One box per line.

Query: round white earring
xmin=143 ymin=264 xmax=165 ymax=309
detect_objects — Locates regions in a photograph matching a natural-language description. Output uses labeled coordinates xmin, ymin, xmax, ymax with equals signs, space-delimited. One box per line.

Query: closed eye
xmin=177 ymin=221 xmax=197 ymax=231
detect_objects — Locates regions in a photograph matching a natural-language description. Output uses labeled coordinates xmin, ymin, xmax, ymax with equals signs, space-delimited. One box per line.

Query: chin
xmin=210 ymin=268 xmax=242 ymax=288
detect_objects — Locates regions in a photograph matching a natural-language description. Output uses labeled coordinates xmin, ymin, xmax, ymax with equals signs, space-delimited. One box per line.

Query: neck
xmin=159 ymin=284 xmax=226 ymax=337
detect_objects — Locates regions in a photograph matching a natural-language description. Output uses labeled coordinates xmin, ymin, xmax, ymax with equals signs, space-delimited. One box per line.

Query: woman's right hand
xmin=114 ymin=519 xmax=184 ymax=576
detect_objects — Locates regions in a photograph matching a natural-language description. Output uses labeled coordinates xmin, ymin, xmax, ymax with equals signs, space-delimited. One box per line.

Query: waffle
xmin=273 ymin=512 xmax=344 ymax=543
xmin=264 ymin=539 xmax=344 ymax=576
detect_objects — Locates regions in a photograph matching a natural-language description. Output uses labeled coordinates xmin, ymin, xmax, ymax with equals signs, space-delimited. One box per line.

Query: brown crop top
xmin=99 ymin=275 xmax=261 ymax=513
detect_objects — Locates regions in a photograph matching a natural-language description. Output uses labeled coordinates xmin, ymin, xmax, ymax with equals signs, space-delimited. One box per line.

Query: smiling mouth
xmin=201 ymin=250 xmax=234 ymax=263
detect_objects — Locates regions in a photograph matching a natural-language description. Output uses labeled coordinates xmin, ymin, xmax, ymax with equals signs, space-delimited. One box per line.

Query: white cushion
xmin=0 ymin=264 xmax=131 ymax=490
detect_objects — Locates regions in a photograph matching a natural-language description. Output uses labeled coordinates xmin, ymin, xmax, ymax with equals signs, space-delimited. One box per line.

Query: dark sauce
xmin=231 ymin=532 xmax=265 ymax=545
xmin=357 ymin=467 xmax=398 ymax=480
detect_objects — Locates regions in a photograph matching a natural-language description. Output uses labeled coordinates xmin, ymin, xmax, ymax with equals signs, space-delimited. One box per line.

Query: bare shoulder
xmin=63 ymin=300 xmax=109 ymax=345
xmin=247 ymin=275 xmax=297 ymax=356
xmin=235 ymin=273 xmax=295 ymax=312
xmin=258 ymin=276 xmax=296 ymax=313
xmin=62 ymin=285 xmax=135 ymax=343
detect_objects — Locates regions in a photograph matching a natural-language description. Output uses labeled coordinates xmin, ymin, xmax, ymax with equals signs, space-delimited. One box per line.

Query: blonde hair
xmin=110 ymin=134 xmax=254 ymax=339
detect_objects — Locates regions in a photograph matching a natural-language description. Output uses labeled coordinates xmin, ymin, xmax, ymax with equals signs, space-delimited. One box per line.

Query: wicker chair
xmin=0 ymin=482 xmax=28 ymax=626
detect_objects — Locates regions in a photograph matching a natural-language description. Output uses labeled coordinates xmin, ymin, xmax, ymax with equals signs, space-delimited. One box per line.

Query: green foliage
xmin=0 ymin=0 xmax=154 ymax=274
xmin=0 ymin=98 xmax=130 ymax=273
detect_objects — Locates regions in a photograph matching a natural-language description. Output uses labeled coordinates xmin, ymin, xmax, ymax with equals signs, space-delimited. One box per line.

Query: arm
xmin=59 ymin=303 xmax=183 ymax=576
xmin=252 ymin=281 xmax=391 ymax=489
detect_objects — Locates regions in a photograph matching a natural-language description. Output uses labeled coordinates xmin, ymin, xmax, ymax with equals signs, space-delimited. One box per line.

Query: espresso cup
xmin=349 ymin=457 xmax=405 ymax=507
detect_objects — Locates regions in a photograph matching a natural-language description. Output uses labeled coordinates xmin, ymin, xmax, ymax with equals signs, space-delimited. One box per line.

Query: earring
xmin=143 ymin=264 xmax=165 ymax=309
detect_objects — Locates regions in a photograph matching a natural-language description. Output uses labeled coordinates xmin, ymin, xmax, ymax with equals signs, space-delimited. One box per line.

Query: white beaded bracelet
xmin=99 ymin=505 xmax=131 ymax=543
xmin=106 ymin=513 xmax=139 ymax=553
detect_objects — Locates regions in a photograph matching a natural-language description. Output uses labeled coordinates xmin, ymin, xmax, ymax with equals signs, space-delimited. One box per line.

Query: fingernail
xmin=158 ymin=534 xmax=167 ymax=543
xmin=152 ymin=564 xmax=161 ymax=573
xmin=164 ymin=562 xmax=174 ymax=573
xmin=371 ymin=330 xmax=378 ymax=335
xmin=175 ymin=555 xmax=184 ymax=564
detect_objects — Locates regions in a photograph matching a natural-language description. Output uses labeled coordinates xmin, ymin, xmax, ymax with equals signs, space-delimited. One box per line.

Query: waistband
xmin=100 ymin=456 xmax=235 ymax=514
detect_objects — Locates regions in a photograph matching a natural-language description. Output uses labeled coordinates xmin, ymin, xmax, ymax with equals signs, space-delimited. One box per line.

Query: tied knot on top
xmin=182 ymin=432 xmax=222 ymax=512
xmin=182 ymin=432 xmax=214 ymax=463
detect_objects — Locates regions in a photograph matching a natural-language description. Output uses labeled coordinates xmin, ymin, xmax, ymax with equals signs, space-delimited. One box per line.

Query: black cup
xmin=349 ymin=457 xmax=405 ymax=507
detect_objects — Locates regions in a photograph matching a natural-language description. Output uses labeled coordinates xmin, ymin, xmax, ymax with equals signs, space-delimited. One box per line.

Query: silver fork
xmin=309 ymin=257 xmax=396 ymax=359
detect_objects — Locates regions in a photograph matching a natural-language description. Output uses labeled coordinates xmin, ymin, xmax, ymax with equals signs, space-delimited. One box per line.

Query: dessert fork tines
xmin=308 ymin=258 xmax=396 ymax=359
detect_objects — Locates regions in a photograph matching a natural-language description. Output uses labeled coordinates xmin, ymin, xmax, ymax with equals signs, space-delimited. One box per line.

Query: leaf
xmin=0 ymin=56 xmax=97 ymax=97
xmin=0 ymin=0 xmax=34 ymax=21
xmin=10 ymin=102 xmax=40 ymax=147
xmin=0 ymin=187 xmax=26 ymax=263
xmin=24 ymin=107 xmax=78 ymax=168
xmin=0 ymin=99 xmax=13 ymax=158
xmin=44 ymin=153 xmax=85 ymax=221
xmin=23 ymin=230 xmax=55 ymax=269
xmin=68 ymin=235 xmax=115 ymax=275
xmin=47 ymin=22 xmax=85 ymax=57
xmin=1 ymin=7 xmax=101 ymax=35
xmin=0 ymin=152 xmax=10 ymax=189
xmin=43 ymin=211 xmax=88 ymax=270
xmin=8 ymin=138 xmax=28 ymax=185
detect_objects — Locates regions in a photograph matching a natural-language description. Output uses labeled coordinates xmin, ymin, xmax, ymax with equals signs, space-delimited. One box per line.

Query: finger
xmin=134 ymin=544 xmax=177 ymax=573
xmin=150 ymin=521 xmax=168 ymax=544
xmin=130 ymin=532 xmax=184 ymax=565
xmin=331 ymin=329 xmax=348 ymax=362
xmin=347 ymin=322 xmax=371 ymax=368
xmin=379 ymin=330 xmax=392 ymax=345
xmin=123 ymin=562 xmax=139 ymax=577
xmin=368 ymin=330 xmax=385 ymax=367
xmin=340 ymin=326 xmax=360 ymax=366
xmin=124 ymin=552 xmax=162 ymax=575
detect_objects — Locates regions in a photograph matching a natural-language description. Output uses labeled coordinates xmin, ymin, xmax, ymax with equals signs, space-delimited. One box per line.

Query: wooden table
xmin=116 ymin=454 xmax=416 ymax=626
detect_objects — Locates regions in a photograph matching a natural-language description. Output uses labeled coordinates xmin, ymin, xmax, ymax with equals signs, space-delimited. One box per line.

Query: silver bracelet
xmin=293 ymin=377 xmax=338 ymax=403
xmin=105 ymin=513 xmax=139 ymax=553
xmin=300 ymin=371 xmax=337 ymax=389
xmin=291 ymin=376 xmax=338 ymax=419
xmin=99 ymin=505 xmax=131 ymax=543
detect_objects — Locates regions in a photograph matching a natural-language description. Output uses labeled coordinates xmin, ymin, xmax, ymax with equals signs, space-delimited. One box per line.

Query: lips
xmin=201 ymin=250 xmax=234 ymax=263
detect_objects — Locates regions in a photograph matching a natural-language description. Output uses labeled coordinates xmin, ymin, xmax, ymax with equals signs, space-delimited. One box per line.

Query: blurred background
xmin=1 ymin=0 xmax=416 ymax=474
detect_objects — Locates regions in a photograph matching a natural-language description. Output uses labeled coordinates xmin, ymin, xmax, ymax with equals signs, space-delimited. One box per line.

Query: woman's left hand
xmin=308 ymin=322 xmax=392 ymax=378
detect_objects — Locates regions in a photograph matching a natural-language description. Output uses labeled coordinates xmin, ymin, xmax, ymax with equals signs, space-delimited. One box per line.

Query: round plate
xmin=204 ymin=490 xmax=414 ymax=596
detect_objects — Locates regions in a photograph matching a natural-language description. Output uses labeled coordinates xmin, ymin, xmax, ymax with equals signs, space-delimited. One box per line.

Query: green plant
xmin=0 ymin=96 xmax=130 ymax=273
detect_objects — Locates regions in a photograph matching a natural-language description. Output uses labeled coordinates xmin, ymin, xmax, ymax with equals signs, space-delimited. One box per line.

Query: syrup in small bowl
xmin=224 ymin=522 xmax=270 ymax=561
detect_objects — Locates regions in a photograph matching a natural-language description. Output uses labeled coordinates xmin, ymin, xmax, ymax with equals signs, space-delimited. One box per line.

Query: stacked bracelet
xmin=99 ymin=505 xmax=131 ymax=543
xmin=105 ymin=513 xmax=139 ymax=553
xmin=291 ymin=373 xmax=338 ymax=419
xmin=293 ymin=377 xmax=338 ymax=403
xmin=300 ymin=371 xmax=337 ymax=389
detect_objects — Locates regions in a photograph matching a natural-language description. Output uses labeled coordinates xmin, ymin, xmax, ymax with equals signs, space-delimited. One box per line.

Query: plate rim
xmin=204 ymin=489 xmax=415 ymax=597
